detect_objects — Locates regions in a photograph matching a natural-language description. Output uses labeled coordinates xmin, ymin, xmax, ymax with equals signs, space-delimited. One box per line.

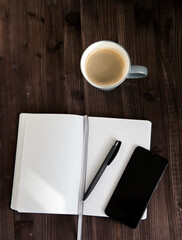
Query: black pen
xmin=83 ymin=140 xmax=121 ymax=201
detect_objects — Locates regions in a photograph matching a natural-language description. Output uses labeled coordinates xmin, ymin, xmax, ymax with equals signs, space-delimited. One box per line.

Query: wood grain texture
xmin=0 ymin=0 xmax=181 ymax=239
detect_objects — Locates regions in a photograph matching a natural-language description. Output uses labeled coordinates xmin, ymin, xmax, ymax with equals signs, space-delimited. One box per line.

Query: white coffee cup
xmin=80 ymin=41 xmax=148 ymax=91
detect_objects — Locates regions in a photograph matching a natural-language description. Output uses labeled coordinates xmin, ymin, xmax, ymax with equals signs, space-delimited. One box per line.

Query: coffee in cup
xmin=85 ymin=48 xmax=128 ymax=87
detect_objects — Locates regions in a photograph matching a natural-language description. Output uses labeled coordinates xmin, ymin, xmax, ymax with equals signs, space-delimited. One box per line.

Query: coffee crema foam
xmin=85 ymin=48 xmax=127 ymax=86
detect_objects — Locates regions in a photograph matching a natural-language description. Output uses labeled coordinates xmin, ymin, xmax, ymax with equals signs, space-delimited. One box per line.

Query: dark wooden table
xmin=0 ymin=0 xmax=181 ymax=239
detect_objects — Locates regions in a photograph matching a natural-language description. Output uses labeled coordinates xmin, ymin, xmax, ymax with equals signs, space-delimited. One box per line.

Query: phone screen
xmin=105 ymin=146 xmax=168 ymax=228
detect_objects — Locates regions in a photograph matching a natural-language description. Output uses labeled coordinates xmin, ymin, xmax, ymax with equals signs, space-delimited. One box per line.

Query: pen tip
xmin=115 ymin=141 xmax=121 ymax=146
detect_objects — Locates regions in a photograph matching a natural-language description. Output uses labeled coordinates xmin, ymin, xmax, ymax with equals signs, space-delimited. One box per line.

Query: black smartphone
xmin=105 ymin=146 xmax=168 ymax=228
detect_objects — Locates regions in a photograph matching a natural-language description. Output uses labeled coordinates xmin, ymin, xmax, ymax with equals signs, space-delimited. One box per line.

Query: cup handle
xmin=127 ymin=65 xmax=148 ymax=79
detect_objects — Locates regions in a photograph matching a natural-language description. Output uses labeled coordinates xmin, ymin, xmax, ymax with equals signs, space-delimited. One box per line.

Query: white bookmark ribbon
xmin=77 ymin=116 xmax=89 ymax=240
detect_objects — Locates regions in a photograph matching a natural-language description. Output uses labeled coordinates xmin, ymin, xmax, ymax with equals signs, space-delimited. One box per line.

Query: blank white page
xmin=11 ymin=114 xmax=83 ymax=214
xmin=83 ymin=117 xmax=151 ymax=217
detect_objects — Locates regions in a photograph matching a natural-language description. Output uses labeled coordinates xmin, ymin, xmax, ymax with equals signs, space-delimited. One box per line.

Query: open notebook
xmin=11 ymin=114 xmax=152 ymax=219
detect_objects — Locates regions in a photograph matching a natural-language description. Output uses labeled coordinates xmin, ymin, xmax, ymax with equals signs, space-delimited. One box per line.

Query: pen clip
xmin=107 ymin=141 xmax=121 ymax=165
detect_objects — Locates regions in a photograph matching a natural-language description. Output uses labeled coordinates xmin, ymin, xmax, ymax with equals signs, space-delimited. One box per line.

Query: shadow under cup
xmin=80 ymin=41 xmax=131 ymax=91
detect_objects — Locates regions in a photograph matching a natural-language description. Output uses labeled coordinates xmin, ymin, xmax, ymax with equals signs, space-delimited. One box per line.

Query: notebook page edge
xmin=11 ymin=114 xmax=27 ymax=210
